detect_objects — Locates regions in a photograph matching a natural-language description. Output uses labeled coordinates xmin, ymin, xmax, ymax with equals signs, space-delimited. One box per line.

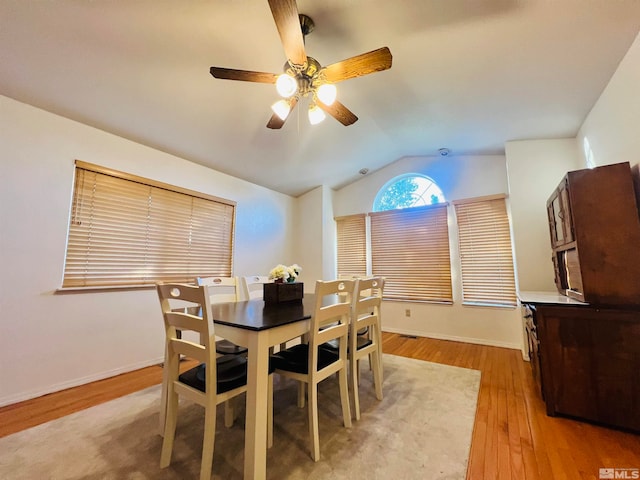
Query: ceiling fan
xmin=209 ymin=0 xmax=392 ymax=129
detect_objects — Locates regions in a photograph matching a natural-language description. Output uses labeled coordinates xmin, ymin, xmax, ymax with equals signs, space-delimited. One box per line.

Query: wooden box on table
xmin=263 ymin=282 xmax=304 ymax=305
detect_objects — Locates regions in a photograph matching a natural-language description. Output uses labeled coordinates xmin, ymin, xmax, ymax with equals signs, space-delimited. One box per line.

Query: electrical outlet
xmin=405 ymin=309 xmax=411 ymax=317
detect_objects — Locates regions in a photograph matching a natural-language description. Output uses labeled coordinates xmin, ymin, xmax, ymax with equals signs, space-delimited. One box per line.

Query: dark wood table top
xmin=209 ymin=294 xmax=315 ymax=331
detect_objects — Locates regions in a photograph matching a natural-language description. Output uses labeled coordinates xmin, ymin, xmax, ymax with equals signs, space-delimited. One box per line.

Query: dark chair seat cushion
xmin=215 ymin=339 xmax=248 ymax=355
xmin=270 ymin=343 xmax=340 ymax=374
xmin=321 ymin=336 xmax=372 ymax=353
xmin=179 ymin=353 xmax=276 ymax=395
xmin=179 ymin=355 xmax=248 ymax=394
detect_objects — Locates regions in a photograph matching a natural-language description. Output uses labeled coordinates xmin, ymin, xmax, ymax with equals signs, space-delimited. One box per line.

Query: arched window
xmin=373 ymin=173 xmax=445 ymax=212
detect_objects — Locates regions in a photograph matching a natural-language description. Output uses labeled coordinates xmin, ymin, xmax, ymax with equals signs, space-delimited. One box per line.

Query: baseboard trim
xmin=382 ymin=326 xmax=522 ymax=351
xmin=0 ymin=356 xmax=165 ymax=408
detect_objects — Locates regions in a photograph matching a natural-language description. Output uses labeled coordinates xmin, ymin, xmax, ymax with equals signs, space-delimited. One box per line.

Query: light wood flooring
xmin=1 ymin=332 xmax=638 ymax=479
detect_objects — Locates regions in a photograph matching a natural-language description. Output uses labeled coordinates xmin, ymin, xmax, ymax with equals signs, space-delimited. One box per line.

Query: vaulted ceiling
xmin=2 ymin=1 xmax=639 ymax=196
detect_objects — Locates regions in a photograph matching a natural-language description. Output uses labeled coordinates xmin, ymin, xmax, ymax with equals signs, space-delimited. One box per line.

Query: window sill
xmin=55 ymin=285 xmax=157 ymax=294
xmin=383 ymin=298 xmax=453 ymax=305
xmin=461 ymin=301 xmax=517 ymax=309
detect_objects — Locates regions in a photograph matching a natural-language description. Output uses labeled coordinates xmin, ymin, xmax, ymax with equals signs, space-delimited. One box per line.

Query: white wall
xmin=294 ymin=186 xmax=323 ymax=292
xmin=322 ymin=185 xmax=337 ymax=281
xmin=293 ymin=185 xmax=337 ymax=292
xmin=578 ymin=31 xmax=640 ymax=210
xmin=334 ymin=154 xmax=524 ymax=350
xmin=578 ymin=32 xmax=640 ymax=172
xmin=505 ymin=139 xmax=581 ymax=292
xmin=0 ymin=96 xmax=296 ymax=406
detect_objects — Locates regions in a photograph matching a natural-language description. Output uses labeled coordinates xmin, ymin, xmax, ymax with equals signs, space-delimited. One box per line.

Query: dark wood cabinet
xmin=524 ymin=302 xmax=640 ymax=432
xmin=546 ymin=162 xmax=640 ymax=306
xmin=520 ymin=162 xmax=640 ymax=432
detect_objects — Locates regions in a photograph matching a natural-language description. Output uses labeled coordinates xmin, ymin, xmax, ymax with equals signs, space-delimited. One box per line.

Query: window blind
xmin=336 ymin=214 xmax=367 ymax=278
xmin=370 ymin=204 xmax=452 ymax=303
xmin=62 ymin=161 xmax=235 ymax=288
xmin=454 ymin=196 xmax=517 ymax=307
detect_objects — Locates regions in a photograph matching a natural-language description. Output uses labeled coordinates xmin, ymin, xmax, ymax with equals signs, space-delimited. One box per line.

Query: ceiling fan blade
xmin=210 ymin=67 xmax=278 ymax=84
xmin=266 ymin=114 xmax=285 ymax=129
xmin=267 ymin=0 xmax=307 ymax=68
xmin=267 ymin=97 xmax=299 ymax=129
xmin=317 ymin=100 xmax=358 ymax=126
xmin=321 ymin=47 xmax=392 ymax=83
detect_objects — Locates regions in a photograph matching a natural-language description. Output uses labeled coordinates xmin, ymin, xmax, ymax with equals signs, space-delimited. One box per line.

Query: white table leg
xmin=244 ymin=331 xmax=270 ymax=480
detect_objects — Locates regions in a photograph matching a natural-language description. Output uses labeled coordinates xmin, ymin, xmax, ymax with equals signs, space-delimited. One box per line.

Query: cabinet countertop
xmin=519 ymin=291 xmax=588 ymax=305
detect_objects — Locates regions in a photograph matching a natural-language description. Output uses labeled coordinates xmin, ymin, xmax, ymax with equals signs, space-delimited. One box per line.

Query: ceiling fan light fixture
xmin=276 ymin=73 xmax=297 ymax=97
xmin=271 ymin=99 xmax=291 ymax=120
xmin=209 ymin=5 xmax=392 ymax=129
xmin=308 ymin=103 xmax=326 ymax=125
xmin=316 ymin=83 xmax=337 ymax=106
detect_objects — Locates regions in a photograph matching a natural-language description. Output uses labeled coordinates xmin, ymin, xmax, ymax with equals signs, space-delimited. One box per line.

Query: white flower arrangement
xmin=269 ymin=263 xmax=302 ymax=282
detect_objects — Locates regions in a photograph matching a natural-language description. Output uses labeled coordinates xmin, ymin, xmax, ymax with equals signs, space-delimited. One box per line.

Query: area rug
xmin=0 ymin=354 xmax=480 ymax=480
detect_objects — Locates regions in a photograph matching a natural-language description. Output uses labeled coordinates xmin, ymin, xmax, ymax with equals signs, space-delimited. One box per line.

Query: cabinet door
xmin=547 ymin=192 xmax=565 ymax=247
xmin=537 ymin=305 xmax=640 ymax=431
xmin=538 ymin=309 xmax=596 ymax=419
xmin=547 ymin=181 xmax=574 ymax=248
xmin=589 ymin=311 xmax=640 ymax=430
xmin=558 ymin=181 xmax=574 ymax=243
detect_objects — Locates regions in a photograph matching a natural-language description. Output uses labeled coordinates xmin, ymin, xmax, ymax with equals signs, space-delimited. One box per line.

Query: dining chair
xmin=347 ymin=277 xmax=384 ymax=420
xmin=157 ymin=282 xmax=273 ymax=480
xmin=321 ymin=276 xmax=385 ymax=420
xmin=270 ymin=279 xmax=354 ymax=462
xmin=196 ymin=276 xmax=248 ymax=356
xmin=243 ymin=275 xmax=270 ymax=300
xmin=355 ymin=276 xmax=386 ymax=381
xmin=369 ymin=276 xmax=385 ymax=380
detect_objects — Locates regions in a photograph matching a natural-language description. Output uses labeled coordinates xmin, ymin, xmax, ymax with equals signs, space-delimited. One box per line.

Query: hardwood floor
xmin=382 ymin=333 xmax=640 ymax=480
xmin=0 ymin=358 xmax=198 ymax=439
xmin=2 ymin=333 xmax=638 ymax=479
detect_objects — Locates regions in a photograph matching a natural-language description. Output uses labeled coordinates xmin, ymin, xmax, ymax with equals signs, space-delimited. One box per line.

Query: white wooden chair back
xmin=351 ymin=277 xmax=382 ymax=345
xmin=157 ymin=283 xmax=218 ymax=396
xmin=197 ymin=276 xmax=239 ymax=303
xmin=310 ymin=279 xmax=355 ymax=360
xmin=349 ymin=276 xmax=385 ymax=420
xmin=369 ymin=276 xmax=384 ymax=301
xmin=243 ymin=275 xmax=270 ymax=300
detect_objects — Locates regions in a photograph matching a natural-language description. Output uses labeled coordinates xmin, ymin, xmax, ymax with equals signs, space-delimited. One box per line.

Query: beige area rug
xmin=0 ymin=354 xmax=480 ymax=480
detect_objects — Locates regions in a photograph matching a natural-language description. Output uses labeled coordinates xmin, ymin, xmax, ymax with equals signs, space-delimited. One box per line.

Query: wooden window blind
xmin=454 ymin=196 xmax=517 ymax=307
xmin=62 ymin=161 xmax=235 ymax=289
xmin=370 ymin=204 xmax=452 ymax=303
xmin=335 ymin=214 xmax=367 ymax=278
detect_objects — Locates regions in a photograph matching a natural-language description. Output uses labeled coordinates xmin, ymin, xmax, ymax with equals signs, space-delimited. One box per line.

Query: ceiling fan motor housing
xmin=285 ymin=56 xmax=322 ymax=97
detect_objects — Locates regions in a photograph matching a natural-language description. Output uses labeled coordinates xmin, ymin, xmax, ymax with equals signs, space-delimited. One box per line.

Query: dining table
xmin=166 ymin=294 xmax=316 ymax=480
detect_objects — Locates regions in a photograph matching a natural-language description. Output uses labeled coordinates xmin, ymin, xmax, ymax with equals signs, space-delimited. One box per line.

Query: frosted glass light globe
xmin=271 ymin=99 xmax=291 ymax=120
xmin=276 ymin=74 xmax=297 ymax=98
xmin=316 ymin=84 xmax=337 ymax=105
xmin=308 ymin=104 xmax=326 ymax=125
